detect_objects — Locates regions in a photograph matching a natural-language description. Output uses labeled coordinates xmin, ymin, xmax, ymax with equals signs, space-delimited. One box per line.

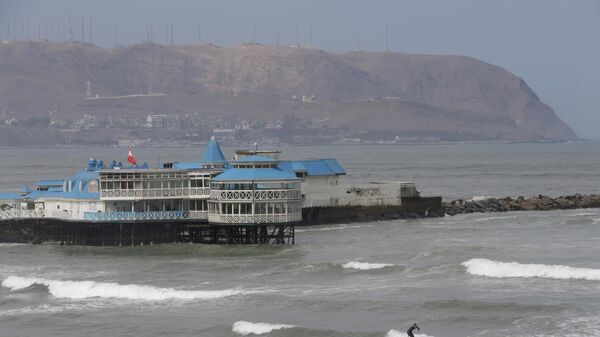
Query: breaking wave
xmin=462 ymin=258 xmax=600 ymax=281
xmin=232 ymin=321 xmax=295 ymax=335
xmin=473 ymin=216 xmax=515 ymax=222
xmin=1 ymin=275 xmax=256 ymax=300
xmin=342 ymin=261 xmax=394 ymax=270
xmin=468 ymin=196 xmax=494 ymax=202
xmin=386 ymin=329 xmax=433 ymax=337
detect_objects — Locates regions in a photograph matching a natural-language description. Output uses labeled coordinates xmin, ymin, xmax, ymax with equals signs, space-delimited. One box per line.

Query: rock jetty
xmin=442 ymin=194 xmax=600 ymax=216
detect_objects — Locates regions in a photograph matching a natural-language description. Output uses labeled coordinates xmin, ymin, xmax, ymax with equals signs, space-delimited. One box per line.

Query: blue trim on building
xmin=213 ymin=168 xmax=298 ymax=181
xmin=35 ymin=180 xmax=64 ymax=187
xmin=0 ymin=193 xmax=21 ymax=200
xmin=172 ymin=162 xmax=203 ymax=170
xmin=233 ymin=155 xmax=276 ymax=163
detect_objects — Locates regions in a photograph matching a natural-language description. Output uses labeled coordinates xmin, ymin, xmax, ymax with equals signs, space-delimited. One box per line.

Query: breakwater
xmin=442 ymin=194 xmax=600 ymax=216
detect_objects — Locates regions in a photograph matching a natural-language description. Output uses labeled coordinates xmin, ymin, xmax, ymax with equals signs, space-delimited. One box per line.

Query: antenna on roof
xmin=309 ymin=23 xmax=313 ymax=47
xmin=164 ymin=23 xmax=168 ymax=45
xmin=68 ymin=11 xmax=73 ymax=42
xmin=89 ymin=15 xmax=93 ymax=42
xmin=385 ymin=23 xmax=389 ymax=52
xmin=115 ymin=25 xmax=119 ymax=46
xmin=276 ymin=23 xmax=279 ymax=46
xmin=170 ymin=22 xmax=173 ymax=45
xmin=294 ymin=22 xmax=298 ymax=45
xmin=197 ymin=19 xmax=201 ymax=44
xmin=81 ymin=17 xmax=85 ymax=42
xmin=150 ymin=22 xmax=153 ymax=42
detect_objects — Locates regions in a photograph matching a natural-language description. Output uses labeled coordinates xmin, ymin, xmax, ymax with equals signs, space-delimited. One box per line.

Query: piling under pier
xmin=0 ymin=219 xmax=295 ymax=246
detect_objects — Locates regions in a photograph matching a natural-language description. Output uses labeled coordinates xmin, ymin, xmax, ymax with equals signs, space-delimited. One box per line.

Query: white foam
xmin=0 ymin=243 xmax=27 ymax=247
xmin=468 ymin=196 xmax=494 ymax=202
xmin=232 ymin=321 xmax=295 ymax=335
xmin=342 ymin=261 xmax=394 ymax=270
xmin=295 ymin=224 xmax=376 ymax=233
xmin=386 ymin=329 xmax=433 ymax=337
xmin=463 ymin=258 xmax=600 ymax=281
xmin=1 ymin=275 xmax=256 ymax=300
xmin=474 ymin=216 xmax=515 ymax=222
xmin=566 ymin=212 xmax=598 ymax=217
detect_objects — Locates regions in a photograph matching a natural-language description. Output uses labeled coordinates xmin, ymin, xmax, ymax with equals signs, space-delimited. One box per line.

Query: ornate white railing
xmin=0 ymin=209 xmax=45 ymax=220
xmin=100 ymin=188 xmax=210 ymax=200
xmin=187 ymin=211 xmax=208 ymax=220
xmin=210 ymin=190 xmax=302 ymax=201
xmin=208 ymin=212 xmax=302 ymax=224
xmin=83 ymin=211 xmax=186 ymax=222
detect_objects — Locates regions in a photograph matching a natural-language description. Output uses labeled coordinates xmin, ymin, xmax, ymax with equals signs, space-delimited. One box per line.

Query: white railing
xmin=210 ymin=190 xmax=302 ymax=201
xmin=100 ymin=188 xmax=210 ymax=200
xmin=187 ymin=211 xmax=209 ymax=220
xmin=0 ymin=209 xmax=44 ymax=220
xmin=84 ymin=211 xmax=186 ymax=222
xmin=208 ymin=212 xmax=302 ymax=224
xmin=83 ymin=211 xmax=209 ymax=222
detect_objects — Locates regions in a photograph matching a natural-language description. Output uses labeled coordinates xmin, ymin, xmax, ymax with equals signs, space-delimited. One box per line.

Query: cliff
xmin=0 ymin=41 xmax=577 ymax=144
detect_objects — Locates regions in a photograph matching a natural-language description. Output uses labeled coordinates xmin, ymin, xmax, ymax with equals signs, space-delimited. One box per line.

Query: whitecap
xmin=473 ymin=216 xmax=515 ymax=222
xmin=468 ymin=196 xmax=494 ymax=202
xmin=1 ymin=275 xmax=257 ymax=300
xmin=0 ymin=243 xmax=27 ymax=247
xmin=342 ymin=261 xmax=394 ymax=270
xmin=462 ymin=258 xmax=600 ymax=281
xmin=386 ymin=329 xmax=434 ymax=337
xmin=232 ymin=321 xmax=295 ymax=335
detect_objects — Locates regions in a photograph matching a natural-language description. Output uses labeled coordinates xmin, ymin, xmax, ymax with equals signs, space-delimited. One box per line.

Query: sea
xmin=1 ymin=142 xmax=600 ymax=337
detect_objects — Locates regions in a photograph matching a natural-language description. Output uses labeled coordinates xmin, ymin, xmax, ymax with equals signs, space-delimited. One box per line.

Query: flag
xmin=127 ymin=147 xmax=137 ymax=165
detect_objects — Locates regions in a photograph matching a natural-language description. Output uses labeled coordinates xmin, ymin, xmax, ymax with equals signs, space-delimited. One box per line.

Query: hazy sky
xmin=1 ymin=0 xmax=599 ymax=138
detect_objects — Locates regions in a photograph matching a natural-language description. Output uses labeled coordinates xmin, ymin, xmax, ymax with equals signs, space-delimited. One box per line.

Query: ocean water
xmin=1 ymin=142 xmax=600 ymax=337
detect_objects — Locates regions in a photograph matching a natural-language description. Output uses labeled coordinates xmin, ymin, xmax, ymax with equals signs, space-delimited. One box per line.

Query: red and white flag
xmin=127 ymin=147 xmax=137 ymax=165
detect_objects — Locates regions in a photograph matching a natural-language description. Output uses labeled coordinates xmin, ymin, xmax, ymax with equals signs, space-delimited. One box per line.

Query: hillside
xmin=0 ymin=41 xmax=577 ymax=145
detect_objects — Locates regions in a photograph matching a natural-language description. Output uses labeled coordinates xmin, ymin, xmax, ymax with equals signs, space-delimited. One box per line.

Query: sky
xmin=0 ymin=0 xmax=599 ymax=139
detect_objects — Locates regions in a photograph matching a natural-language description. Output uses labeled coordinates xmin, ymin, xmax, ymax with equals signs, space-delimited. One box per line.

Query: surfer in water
xmin=407 ymin=323 xmax=420 ymax=337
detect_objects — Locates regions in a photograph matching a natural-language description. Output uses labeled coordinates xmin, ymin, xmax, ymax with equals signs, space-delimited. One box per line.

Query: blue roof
xmin=213 ymin=168 xmax=298 ymax=181
xmin=35 ymin=180 xmax=64 ymax=187
xmin=202 ymin=137 xmax=227 ymax=164
xmin=0 ymin=193 xmax=21 ymax=200
xmin=278 ymin=159 xmax=345 ymax=176
xmin=172 ymin=162 xmax=203 ymax=170
xmin=322 ymin=159 xmax=346 ymax=175
xmin=25 ymin=190 xmax=99 ymax=200
xmin=233 ymin=155 xmax=277 ymax=163
xmin=23 ymin=170 xmax=101 ymax=200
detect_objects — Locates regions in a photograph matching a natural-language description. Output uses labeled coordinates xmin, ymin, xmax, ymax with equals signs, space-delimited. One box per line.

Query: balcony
xmin=210 ymin=189 xmax=302 ymax=201
xmin=100 ymin=188 xmax=211 ymax=200
xmin=207 ymin=212 xmax=302 ymax=224
xmin=83 ymin=211 xmax=207 ymax=222
xmin=0 ymin=209 xmax=45 ymax=220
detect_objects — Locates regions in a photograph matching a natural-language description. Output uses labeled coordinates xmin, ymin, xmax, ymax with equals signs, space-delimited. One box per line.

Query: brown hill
xmin=0 ymin=41 xmax=577 ymax=144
